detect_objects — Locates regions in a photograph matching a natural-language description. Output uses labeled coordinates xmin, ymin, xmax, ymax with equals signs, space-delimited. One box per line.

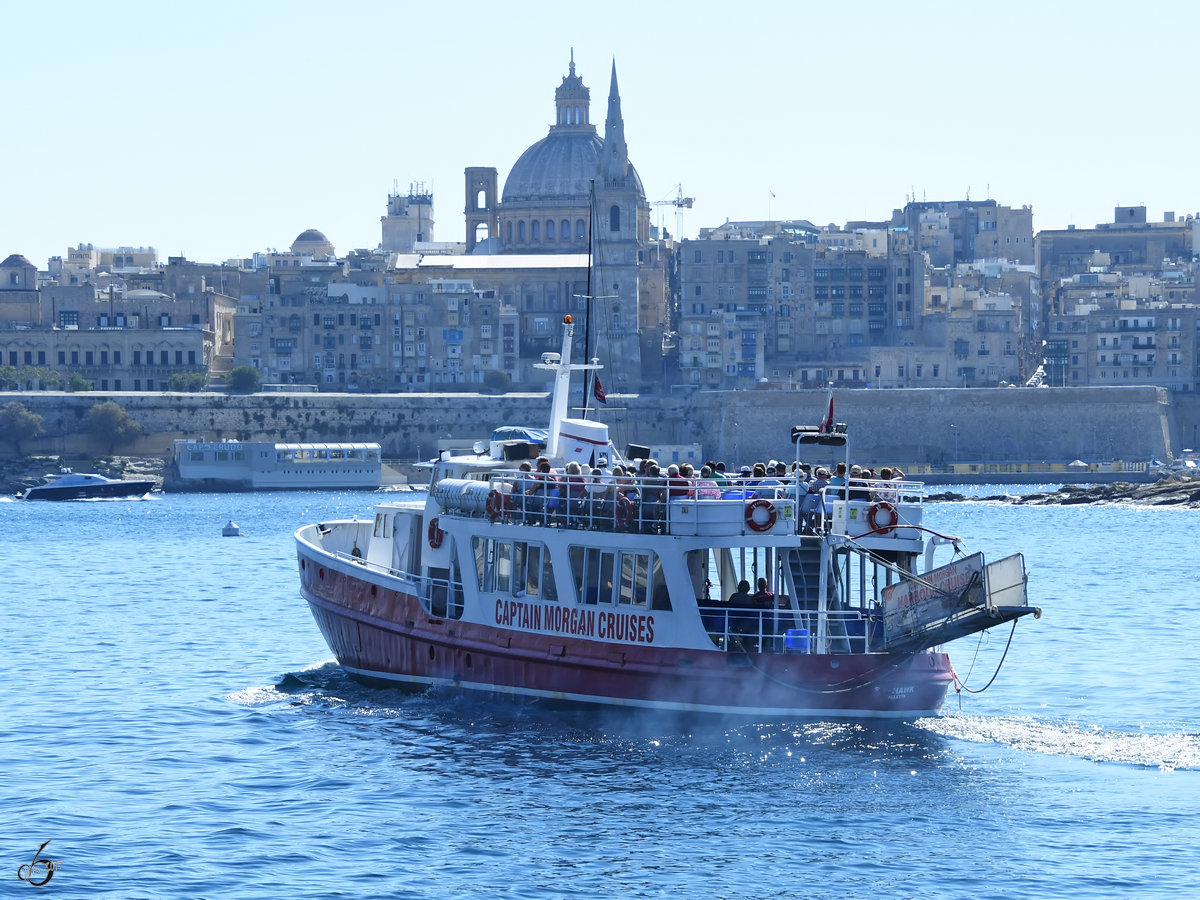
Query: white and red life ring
xmin=485 ymin=489 xmax=506 ymax=522
xmin=745 ymin=498 xmax=777 ymax=533
xmin=868 ymin=500 xmax=897 ymax=534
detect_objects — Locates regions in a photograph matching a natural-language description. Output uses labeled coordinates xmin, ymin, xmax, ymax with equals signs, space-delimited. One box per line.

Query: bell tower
xmin=464 ymin=167 xmax=499 ymax=252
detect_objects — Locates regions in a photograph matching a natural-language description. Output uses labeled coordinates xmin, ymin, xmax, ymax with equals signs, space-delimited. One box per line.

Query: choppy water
xmin=1 ymin=490 xmax=1198 ymax=898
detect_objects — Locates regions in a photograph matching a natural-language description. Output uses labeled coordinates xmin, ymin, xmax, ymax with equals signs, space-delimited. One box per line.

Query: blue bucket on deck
xmin=784 ymin=628 xmax=809 ymax=652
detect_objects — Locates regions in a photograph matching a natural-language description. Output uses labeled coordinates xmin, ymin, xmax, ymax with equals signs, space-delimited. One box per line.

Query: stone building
xmin=0 ymin=246 xmax=236 ymax=391
xmin=892 ymin=199 xmax=1034 ymax=267
xmin=1046 ymin=303 xmax=1199 ymax=392
xmin=1038 ymin=207 xmax=1197 ymax=310
xmin=677 ymin=226 xmax=924 ymax=389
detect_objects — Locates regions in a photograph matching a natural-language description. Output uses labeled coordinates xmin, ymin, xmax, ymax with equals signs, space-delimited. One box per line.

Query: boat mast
xmin=581 ymin=179 xmax=596 ymax=416
xmin=536 ymin=316 xmax=600 ymax=459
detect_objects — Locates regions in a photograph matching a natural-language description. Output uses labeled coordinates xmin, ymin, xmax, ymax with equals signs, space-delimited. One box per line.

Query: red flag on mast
xmin=818 ymin=386 xmax=834 ymax=433
xmin=593 ymin=375 xmax=607 ymax=404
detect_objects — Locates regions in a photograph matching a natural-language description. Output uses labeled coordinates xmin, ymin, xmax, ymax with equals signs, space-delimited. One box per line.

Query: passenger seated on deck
xmin=587 ymin=467 xmax=616 ymax=526
xmin=801 ymin=467 xmax=829 ymax=531
xmin=847 ymin=465 xmax=872 ymax=501
xmin=666 ymin=464 xmax=691 ymax=500
xmin=561 ymin=461 xmax=589 ymax=523
xmin=641 ymin=462 xmax=666 ymax=529
xmin=530 ymin=457 xmax=560 ymax=518
xmin=752 ymin=465 xmax=778 ymax=499
xmin=828 ymin=462 xmax=848 ymax=495
xmin=727 ymin=579 xmax=752 ymax=607
xmin=512 ymin=461 xmax=535 ymax=518
xmin=874 ymin=467 xmax=899 ymax=502
xmin=723 ymin=579 xmax=758 ymax=650
xmin=752 ymin=577 xmax=776 ymax=608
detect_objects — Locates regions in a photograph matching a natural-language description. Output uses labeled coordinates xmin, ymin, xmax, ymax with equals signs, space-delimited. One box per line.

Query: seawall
xmin=0 ymin=385 xmax=1182 ymax=469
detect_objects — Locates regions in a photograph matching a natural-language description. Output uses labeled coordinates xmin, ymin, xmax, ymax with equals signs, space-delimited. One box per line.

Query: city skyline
xmin=4 ymin=0 xmax=1198 ymax=269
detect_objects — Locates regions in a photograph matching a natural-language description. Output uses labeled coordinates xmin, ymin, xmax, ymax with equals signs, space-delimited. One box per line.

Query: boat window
xmin=494 ymin=542 xmax=512 ymax=593
xmin=472 ymin=537 xmax=551 ymax=599
xmin=374 ymin=512 xmax=392 ymax=539
xmin=705 ymin=545 xmax=777 ymax=605
xmin=569 ymin=546 xmax=657 ymax=607
xmin=618 ymin=551 xmax=651 ymax=606
xmin=649 ymin=557 xmax=670 ymax=610
xmin=473 ymin=537 xmax=488 ymax=590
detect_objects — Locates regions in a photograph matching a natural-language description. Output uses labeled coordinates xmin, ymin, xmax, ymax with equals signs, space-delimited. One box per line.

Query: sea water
xmin=1 ymin=491 xmax=1198 ymax=899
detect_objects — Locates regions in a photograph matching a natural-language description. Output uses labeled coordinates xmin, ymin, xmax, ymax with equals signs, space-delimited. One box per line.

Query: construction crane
xmin=649 ymin=184 xmax=694 ymax=240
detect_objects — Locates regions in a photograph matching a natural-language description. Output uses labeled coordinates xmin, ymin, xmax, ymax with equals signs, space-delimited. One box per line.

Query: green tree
xmin=226 ymin=366 xmax=261 ymax=394
xmin=66 ymin=372 xmax=94 ymax=391
xmin=482 ymin=369 xmax=509 ymax=393
xmin=168 ymin=372 xmax=207 ymax=392
xmin=0 ymin=401 xmax=44 ymax=455
xmin=0 ymin=365 xmax=19 ymax=390
xmin=88 ymin=401 xmax=142 ymax=453
xmin=19 ymin=366 xmax=63 ymax=390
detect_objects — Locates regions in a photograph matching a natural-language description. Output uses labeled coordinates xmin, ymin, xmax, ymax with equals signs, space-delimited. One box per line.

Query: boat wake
xmin=228 ymin=661 xmax=361 ymax=708
xmin=917 ymin=714 xmax=1200 ymax=770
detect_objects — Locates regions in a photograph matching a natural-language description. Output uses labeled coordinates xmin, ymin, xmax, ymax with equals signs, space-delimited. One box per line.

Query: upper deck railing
xmin=435 ymin=468 xmax=925 ymax=540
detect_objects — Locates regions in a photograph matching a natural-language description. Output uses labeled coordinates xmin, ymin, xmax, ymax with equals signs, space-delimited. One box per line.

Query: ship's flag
xmin=593 ymin=375 xmax=607 ymax=404
xmin=818 ymin=386 xmax=834 ymax=433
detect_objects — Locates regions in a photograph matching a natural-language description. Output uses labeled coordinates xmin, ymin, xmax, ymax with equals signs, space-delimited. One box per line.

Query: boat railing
xmin=326 ymin=548 xmax=465 ymax=619
xmin=457 ymin=470 xmax=923 ymax=539
xmin=697 ymin=602 xmax=879 ymax=655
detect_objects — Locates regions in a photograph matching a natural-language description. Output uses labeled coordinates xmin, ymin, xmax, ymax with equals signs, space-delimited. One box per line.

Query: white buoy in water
xmin=222 ymin=520 xmax=243 ymax=537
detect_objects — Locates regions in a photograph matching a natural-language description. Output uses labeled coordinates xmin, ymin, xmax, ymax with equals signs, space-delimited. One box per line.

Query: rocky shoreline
xmin=927 ymin=475 xmax=1200 ymax=508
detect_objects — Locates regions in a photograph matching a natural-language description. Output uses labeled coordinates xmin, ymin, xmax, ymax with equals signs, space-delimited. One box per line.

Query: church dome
xmin=1 ymin=253 xmax=33 ymax=267
xmin=290 ymin=228 xmax=335 ymax=258
xmin=502 ymin=130 xmax=605 ymax=204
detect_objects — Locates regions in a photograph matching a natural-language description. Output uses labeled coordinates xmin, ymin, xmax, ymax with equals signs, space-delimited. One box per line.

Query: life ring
xmin=745 ymin=498 xmax=777 ymax=533
xmin=427 ymin=517 xmax=444 ymax=549
xmin=868 ymin=500 xmax=897 ymax=534
xmin=615 ymin=492 xmax=633 ymax=530
xmin=485 ymin=489 xmax=506 ymax=522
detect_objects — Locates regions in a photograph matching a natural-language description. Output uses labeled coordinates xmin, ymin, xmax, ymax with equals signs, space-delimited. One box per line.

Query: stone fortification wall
xmin=0 ymin=385 xmax=1177 ymax=466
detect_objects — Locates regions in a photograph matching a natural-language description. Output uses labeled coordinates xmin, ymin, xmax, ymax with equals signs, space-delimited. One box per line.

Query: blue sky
xmin=3 ymin=0 xmax=1197 ymax=268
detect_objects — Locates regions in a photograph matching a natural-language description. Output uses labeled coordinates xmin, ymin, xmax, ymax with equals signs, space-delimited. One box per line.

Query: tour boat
xmin=166 ymin=440 xmax=382 ymax=492
xmin=21 ymin=468 xmax=157 ymax=501
xmin=295 ymin=317 xmax=1039 ymax=718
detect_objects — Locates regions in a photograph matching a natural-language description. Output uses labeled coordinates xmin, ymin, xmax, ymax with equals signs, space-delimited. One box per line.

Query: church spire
xmin=601 ymin=59 xmax=629 ymax=184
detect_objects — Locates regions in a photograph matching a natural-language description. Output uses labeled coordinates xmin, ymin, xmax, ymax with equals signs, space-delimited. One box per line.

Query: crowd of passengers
xmin=493 ymin=454 xmax=909 ymax=532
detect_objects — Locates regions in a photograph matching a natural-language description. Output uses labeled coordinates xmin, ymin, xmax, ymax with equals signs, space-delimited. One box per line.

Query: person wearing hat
xmin=848 ymin=464 xmax=871 ymax=501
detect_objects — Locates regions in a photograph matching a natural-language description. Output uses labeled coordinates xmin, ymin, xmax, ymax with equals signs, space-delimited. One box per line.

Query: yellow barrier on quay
xmin=898 ymin=459 xmax=1153 ymax=485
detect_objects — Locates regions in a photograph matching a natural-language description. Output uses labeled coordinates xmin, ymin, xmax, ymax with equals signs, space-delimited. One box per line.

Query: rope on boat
xmin=951 ymin=618 xmax=1019 ymax=699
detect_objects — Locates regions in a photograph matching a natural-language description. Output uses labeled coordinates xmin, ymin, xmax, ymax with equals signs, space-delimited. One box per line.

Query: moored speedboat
xmin=21 ymin=468 xmax=157 ymax=501
xmin=295 ymin=317 xmax=1039 ymax=718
